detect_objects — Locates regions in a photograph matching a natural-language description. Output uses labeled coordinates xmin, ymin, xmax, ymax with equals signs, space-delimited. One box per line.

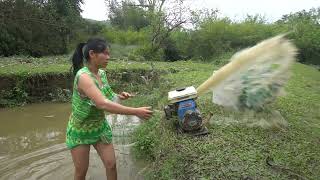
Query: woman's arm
xmin=78 ymin=73 xmax=152 ymax=119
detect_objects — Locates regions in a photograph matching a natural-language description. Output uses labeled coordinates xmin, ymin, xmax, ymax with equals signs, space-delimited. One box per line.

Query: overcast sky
xmin=81 ymin=0 xmax=320 ymax=22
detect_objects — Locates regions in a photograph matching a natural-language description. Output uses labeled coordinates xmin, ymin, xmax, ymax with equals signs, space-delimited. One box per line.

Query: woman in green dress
xmin=66 ymin=38 xmax=153 ymax=180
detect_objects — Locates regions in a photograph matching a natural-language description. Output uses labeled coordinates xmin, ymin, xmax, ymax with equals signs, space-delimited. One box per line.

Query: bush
xmin=170 ymin=19 xmax=278 ymax=62
xmin=276 ymin=9 xmax=320 ymax=65
xmin=102 ymin=27 xmax=148 ymax=45
xmin=0 ymin=0 xmax=82 ymax=57
xmin=109 ymin=44 xmax=139 ymax=59
xmin=134 ymin=44 xmax=164 ymax=61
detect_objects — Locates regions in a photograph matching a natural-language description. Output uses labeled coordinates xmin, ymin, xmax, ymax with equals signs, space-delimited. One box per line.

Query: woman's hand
xmin=135 ymin=107 xmax=153 ymax=120
xmin=118 ymin=92 xmax=133 ymax=100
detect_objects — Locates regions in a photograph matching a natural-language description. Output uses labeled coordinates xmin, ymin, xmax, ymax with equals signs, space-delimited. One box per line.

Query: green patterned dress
xmin=66 ymin=67 xmax=117 ymax=149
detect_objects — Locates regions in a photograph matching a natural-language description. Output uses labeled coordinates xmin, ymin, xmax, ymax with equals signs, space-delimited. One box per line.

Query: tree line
xmin=1 ymin=0 xmax=319 ymax=65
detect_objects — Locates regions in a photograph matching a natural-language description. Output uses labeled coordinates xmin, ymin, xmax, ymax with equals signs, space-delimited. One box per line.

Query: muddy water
xmin=0 ymin=103 xmax=145 ymax=180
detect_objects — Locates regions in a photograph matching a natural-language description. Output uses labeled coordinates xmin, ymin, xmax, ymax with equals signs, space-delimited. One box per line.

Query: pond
xmin=0 ymin=102 xmax=145 ymax=180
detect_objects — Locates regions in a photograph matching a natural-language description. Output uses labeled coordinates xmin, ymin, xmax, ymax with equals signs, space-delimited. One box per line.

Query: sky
xmin=81 ymin=0 xmax=320 ymax=22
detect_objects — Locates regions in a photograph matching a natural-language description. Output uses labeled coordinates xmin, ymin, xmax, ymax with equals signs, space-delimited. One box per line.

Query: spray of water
xmin=197 ymin=34 xmax=298 ymax=128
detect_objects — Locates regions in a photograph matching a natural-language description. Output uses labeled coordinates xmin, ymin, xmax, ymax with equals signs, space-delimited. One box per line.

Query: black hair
xmin=71 ymin=38 xmax=110 ymax=76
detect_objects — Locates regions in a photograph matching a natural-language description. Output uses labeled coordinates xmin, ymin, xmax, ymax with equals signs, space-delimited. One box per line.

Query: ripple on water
xmin=0 ymin=104 xmax=146 ymax=180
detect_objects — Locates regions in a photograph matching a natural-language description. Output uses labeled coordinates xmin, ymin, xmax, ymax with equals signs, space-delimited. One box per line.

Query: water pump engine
xmin=164 ymin=86 xmax=208 ymax=136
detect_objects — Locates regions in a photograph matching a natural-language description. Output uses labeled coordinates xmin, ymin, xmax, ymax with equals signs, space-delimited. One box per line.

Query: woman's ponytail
xmin=71 ymin=43 xmax=86 ymax=76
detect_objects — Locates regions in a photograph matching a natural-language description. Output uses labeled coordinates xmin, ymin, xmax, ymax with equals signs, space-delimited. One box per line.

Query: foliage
xmin=0 ymin=0 xmax=83 ymax=57
xmin=173 ymin=18 xmax=278 ymax=61
xmin=133 ymin=44 xmax=164 ymax=61
xmin=0 ymin=83 xmax=28 ymax=107
xmin=102 ymin=27 xmax=148 ymax=45
xmin=276 ymin=8 xmax=320 ymax=65
xmin=107 ymin=0 xmax=151 ymax=31
xmin=67 ymin=19 xmax=110 ymax=51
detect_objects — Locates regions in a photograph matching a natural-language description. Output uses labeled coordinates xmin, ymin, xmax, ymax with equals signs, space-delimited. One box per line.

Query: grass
xmin=0 ymin=55 xmax=213 ymax=76
xmin=132 ymin=62 xmax=320 ymax=179
xmin=0 ymin=55 xmax=70 ymax=76
xmin=0 ymin=55 xmax=319 ymax=179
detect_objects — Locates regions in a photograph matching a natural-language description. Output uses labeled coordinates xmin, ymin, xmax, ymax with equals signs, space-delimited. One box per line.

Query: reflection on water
xmin=0 ymin=103 xmax=145 ymax=180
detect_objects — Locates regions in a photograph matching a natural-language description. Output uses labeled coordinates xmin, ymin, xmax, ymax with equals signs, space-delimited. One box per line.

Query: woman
xmin=66 ymin=38 xmax=153 ymax=180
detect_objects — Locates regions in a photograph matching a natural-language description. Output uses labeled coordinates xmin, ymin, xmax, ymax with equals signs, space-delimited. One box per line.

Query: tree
xmin=105 ymin=0 xmax=188 ymax=60
xmin=0 ymin=0 xmax=84 ymax=57
xmin=106 ymin=0 xmax=151 ymax=30
xmin=276 ymin=8 xmax=320 ymax=65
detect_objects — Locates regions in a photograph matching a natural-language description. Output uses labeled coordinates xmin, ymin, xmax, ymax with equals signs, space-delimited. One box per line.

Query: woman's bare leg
xmin=70 ymin=145 xmax=90 ymax=180
xmin=93 ymin=143 xmax=117 ymax=180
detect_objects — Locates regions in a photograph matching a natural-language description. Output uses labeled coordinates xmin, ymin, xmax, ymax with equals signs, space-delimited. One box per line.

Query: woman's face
xmin=90 ymin=48 xmax=110 ymax=68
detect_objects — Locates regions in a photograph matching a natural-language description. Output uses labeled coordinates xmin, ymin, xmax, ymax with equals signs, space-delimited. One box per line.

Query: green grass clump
xmin=132 ymin=62 xmax=320 ymax=179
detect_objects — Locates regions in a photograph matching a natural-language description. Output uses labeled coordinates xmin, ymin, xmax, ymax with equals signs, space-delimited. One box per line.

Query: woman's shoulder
xmin=74 ymin=67 xmax=91 ymax=85
xmin=75 ymin=67 xmax=92 ymax=79
xmin=76 ymin=67 xmax=90 ymax=76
